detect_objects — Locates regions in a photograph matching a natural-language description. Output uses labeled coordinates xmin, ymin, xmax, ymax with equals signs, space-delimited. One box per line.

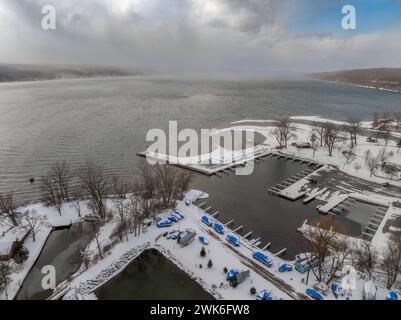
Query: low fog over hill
xmin=0 ymin=64 xmax=139 ymax=82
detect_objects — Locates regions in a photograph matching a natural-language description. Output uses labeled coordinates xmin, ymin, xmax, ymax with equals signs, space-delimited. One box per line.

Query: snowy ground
xmin=0 ymin=201 xmax=94 ymax=300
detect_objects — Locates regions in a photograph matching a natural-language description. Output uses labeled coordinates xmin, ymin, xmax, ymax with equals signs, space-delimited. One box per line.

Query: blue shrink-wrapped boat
xmin=306 ymin=288 xmax=324 ymax=300
xmin=256 ymin=289 xmax=273 ymax=300
xmin=213 ymin=222 xmax=224 ymax=234
xmin=226 ymin=234 xmax=240 ymax=246
xmin=201 ymin=215 xmax=213 ymax=226
xmin=253 ymin=251 xmax=273 ymax=267
xmin=198 ymin=235 xmax=209 ymax=245
xmin=157 ymin=219 xmax=173 ymax=228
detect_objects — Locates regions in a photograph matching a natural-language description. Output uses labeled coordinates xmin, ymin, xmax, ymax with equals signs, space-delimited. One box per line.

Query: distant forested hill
xmin=312 ymin=68 xmax=401 ymax=92
xmin=0 ymin=64 xmax=139 ymax=82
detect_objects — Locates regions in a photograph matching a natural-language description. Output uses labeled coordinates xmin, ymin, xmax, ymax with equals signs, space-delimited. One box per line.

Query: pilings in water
xmin=232 ymin=225 xmax=243 ymax=232
xmin=224 ymin=219 xmax=234 ymax=227
xmin=249 ymin=237 xmax=260 ymax=245
xmin=212 ymin=211 xmax=220 ymax=217
xmin=261 ymin=242 xmax=271 ymax=250
xmin=242 ymin=231 xmax=253 ymax=239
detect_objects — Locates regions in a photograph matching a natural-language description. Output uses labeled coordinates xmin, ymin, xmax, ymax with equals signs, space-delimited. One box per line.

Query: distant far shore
xmin=0 ymin=63 xmax=140 ymax=83
xmin=311 ymin=67 xmax=401 ymax=93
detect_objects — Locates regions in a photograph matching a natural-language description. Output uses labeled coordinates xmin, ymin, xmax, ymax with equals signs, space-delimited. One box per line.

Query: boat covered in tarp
xmin=199 ymin=235 xmax=209 ymax=245
xmin=386 ymin=292 xmax=398 ymax=301
xmin=201 ymin=215 xmax=213 ymax=226
xmin=168 ymin=215 xmax=178 ymax=222
xmin=253 ymin=251 xmax=273 ymax=267
xmin=213 ymin=222 xmax=225 ymax=234
xmin=157 ymin=219 xmax=173 ymax=228
xmin=256 ymin=289 xmax=273 ymax=300
xmin=226 ymin=234 xmax=240 ymax=246
xmin=178 ymin=229 xmax=196 ymax=247
xmin=278 ymin=264 xmax=293 ymax=272
xmin=306 ymin=288 xmax=324 ymax=300
xmin=226 ymin=268 xmax=238 ymax=281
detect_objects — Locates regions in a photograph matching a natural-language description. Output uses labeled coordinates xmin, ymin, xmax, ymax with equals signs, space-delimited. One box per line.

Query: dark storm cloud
xmin=0 ymin=0 xmax=400 ymax=73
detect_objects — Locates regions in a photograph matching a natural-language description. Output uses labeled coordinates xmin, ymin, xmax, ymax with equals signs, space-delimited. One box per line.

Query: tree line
xmin=302 ymin=216 xmax=401 ymax=291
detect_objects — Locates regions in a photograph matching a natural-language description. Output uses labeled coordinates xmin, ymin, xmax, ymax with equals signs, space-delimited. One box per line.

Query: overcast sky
xmin=1 ymin=0 xmax=401 ymax=74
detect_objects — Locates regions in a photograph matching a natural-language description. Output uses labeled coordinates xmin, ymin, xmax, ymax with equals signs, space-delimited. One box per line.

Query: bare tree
xmin=396 ymin=137 xmax=401 ymax=153
xmin=126 ymin=195 xmax=142 ymax=236
xmin=40 ymin=174 xmax=58 ymax=206
xmin=324 ymin=235 xmax=351 ymax=285
xmin=54 ymin=193 xmax=63 ymax=216
xmin=0 ymin=193 xmax=19 ymax=226
xmin=342 ymin=143 xmax=356 ymax=167
xmin=272 ymin=118 xmax=295 ymax=148
xmin=372 ymin=112 xmax=380 ymax=128
xmin=323 ymin=123 xmax=339 ymax=156
xmin=79 ymin=165 xmax=109 ymax=221
xmin=366 ymin=155 xmax=380 ymax=177
xmin=377 ymin=148 xmax=393 ymax=168
xmin=51 ymin=161 xmax=71 ymax=201
xmin=138 ymin=162 xmax=157 ymax=200
xmin=112 ymin=199 xmax=130 ymax=241
xmin=111 ymin=174 xmax=130 ymax=199
xmin=346 ymin=117 xmax=361 ymax=147
xmin=351 ymin=240 xmax=377 ymax=280
xmin=313 ymin=123 xmax=326 ymax=147
xmin=154 ymin=164 xmax=180 ymax=210
xmin=40 ymin=161 xmax=71 ymax=206
xmin=88 ymin=220 xmax=104 ymax=259
xmin=70 ymin=192 xmax=83 ymax=218
xmin=382 ymin=231 xmax=401 ymax=289
xmin=21 ymin=210 xmax=44 ymax=242
xmin=176 ymin=170 xmax=193 ymax=199
xmin=301 ymin=216 xmax=348 ymax=283
xmin=0 ymin=261 xmax=13 ymax=300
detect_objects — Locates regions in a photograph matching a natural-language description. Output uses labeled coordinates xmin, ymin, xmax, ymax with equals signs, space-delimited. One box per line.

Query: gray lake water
xmin=2 ymin=75 xmax=399 ymax=299
xmin=15 ymin=222 xmax=93 ymax=300
xmin=1 ymin=75 xmax=401 ymax=203
xmin=191 ymin=156 xmax=362 ymax=259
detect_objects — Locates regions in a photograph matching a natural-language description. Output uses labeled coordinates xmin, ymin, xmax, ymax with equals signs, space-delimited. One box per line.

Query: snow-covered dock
xmin=317 ymin=194 xmax=349 ymax=215
xmin=137 ymin=144 xmax=272 ymax=176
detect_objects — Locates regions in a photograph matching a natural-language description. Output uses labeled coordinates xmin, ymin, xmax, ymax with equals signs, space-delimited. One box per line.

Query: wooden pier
xmin=274 ymin=248 xmax=287 ymax=256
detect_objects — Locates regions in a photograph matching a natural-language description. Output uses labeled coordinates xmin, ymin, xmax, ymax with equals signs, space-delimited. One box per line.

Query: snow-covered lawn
xmin=0 ymin=201 xmax=93 ymax=300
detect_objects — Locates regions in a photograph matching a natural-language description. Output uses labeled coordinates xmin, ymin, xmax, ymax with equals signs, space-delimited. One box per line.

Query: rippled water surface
xmin=1 ymin=75 xmax=400 ymax=202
